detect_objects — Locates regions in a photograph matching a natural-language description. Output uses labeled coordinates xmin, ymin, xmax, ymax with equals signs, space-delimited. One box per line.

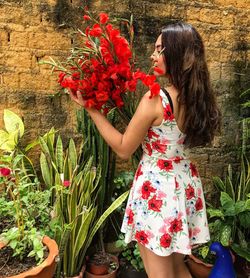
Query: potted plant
xmin=186 ymin=155 xmax=249 ymax=278
xmin=0 ymin=110 xmax=59 ymax=277
xmin=85 ymin=252 xmax=119 ymax=278
xmin=38 ymin=129 xmax=129 ymax=277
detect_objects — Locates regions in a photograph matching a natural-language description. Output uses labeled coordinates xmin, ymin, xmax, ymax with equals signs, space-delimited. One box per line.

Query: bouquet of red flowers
xmin=46 ymin=12 xmax=161 ymax=114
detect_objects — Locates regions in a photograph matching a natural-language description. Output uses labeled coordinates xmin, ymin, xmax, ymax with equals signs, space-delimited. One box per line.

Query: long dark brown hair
xmin=161 ymin=22 xmax=221 ymax=148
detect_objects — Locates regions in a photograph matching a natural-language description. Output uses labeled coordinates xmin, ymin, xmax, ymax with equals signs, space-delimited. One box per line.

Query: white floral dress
xmin=121 ymin=89 xmax=210 ymax=256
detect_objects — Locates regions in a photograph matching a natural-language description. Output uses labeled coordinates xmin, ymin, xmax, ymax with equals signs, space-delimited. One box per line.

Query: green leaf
xmin=68 ymin=139 xmax=77 ymax=172
xmin=40 ymin=152 xmax=52 ymax=188
xmin=220 ymin=192 xmax=235 ymax=216
xmin=235 ymin=200 xmax=247 ymax=214
xmin=73 ymin=208 xmax=96 ymax=259
xmin=207 ymin=208 xmax=224 ymax=219
xmin=231 ymin=243 xmax=250 ymax=262
xmin=245 ymin=199 xmax=250 ymax=210
xmin=39 ymin=136 xmax=51 ymax=157
xmin=220 ymin=225 xmax=232 ymax=246
xmin=237 ymin=229 xmax=248 ymax=249
xmin=56 ymin=136 xmax=64 ymax=173
xmin=4 ymin=109 xmax=24 ymax=137
xmin=83 ymin=190 xmax=129 ymax=256
xmin=213 ymin=176 xmax=226 ymax=192
xmin=0 ymin=130 xmax=11 ymax=150
xmin=238 ymin=211 xmax=250 ymax=228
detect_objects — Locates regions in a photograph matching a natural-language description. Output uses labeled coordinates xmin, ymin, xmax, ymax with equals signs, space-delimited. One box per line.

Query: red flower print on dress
xmin=173 ymin=156 xmax=182 ymax=164
xmin=160 ymin=233 xmax=172 ymax=248
xmin=164 ymin=104 xmax=174 ymax=121
xmin=189 ymin=227 xmax=201 ymax=238
xmin=169 ymin=218 xmax=183 ymax=233
xmin=148 ymin=195 xmax=163 ymax=212
xmin=145 ymin=143 xmax=152 ymax=156
xmin=190 ymin=163 xmax=199 ymax=177
xmin=135 ymin=230 xmax=149 ymax=245
xmin=141 ymin=181 xmax=156 ymax=199
xmin=151 ymin=140 xmax=167 ymax=154
xmin=127 ymin=209 xmax=134 ymax=225
xmin=135 ymin=164 xmax=143 ymax=180
xmin=195 ymin=197 xmax=203 ymax=211
xmin=185 ymin=184 xmax=195 ymax=200
xmin=175 ymin=177 xmax=180 ymax=190
xmin=147 ymin=128 xmax=159 ymax=139
xmin=157 ymin=159 xmax=173 ymax=172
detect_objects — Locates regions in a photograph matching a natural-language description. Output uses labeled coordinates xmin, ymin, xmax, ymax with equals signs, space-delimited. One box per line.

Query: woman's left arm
xmin=70 ymin=91 xmax=160 ymax=160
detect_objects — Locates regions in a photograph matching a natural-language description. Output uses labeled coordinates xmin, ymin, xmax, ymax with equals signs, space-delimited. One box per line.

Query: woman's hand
xmin=69 ymin=91 xmax=86 ymax=107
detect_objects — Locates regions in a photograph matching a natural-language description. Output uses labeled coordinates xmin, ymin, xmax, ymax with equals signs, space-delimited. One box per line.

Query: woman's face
xmin=151 ymin=34 xmax=166 ymax=76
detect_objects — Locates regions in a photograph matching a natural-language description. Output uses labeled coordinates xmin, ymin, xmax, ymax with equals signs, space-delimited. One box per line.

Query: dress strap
xmin=161 ymin=88 xmax=174 ymax=113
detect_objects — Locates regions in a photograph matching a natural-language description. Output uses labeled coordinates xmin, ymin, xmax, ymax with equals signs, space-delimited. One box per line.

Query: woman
xmin=70 ymin=22 xmax=220 ymax=278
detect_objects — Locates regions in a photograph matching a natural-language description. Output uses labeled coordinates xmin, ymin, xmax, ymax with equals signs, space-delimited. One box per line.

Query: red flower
xmin=0 ymin=167 xmax=11 ymax=177
xmin=149 ymin=83 xmax=161 ymax=98
xmin=96 ymin=91 xmax=109 ymax=102
xmin=195 ymin=197 xmax=203 ymax=211
xmin=89 ymin=24 xmax=102 ymax=37
xmin=151 ymin=140 xmax=166 ymax=154
xmin=157 ymin=159 xmax=173 ymax=172
xmin=190 ymin=163 xmax=199 ymax=177
xmin=141 ymin=181 xmax=156 ymax=199
xmin=169 ymin=218 xmax=183 ymax=233
xmin=58 ymin=72 xmax=66 ymax=83
xmin=83 ymin=15 xmax=91 ymax=21
xmin=55 ymin=12 xmax=162 ymax=112
xmin=153 ymin=67 xmax=164 ymax=75
xmin=185 ymin=184 xmax=195 ymax=200
xmin=125 ymin=80 xmax=137 ymax=92
xmin=99 ymin=13 xmax=109 ymax=24
xmin=135 ymin=230 xmax=149 ymax=245
xmin=63 ymin=180 xmax=71 ymax=187
xmin=164 ymin=104 xmax=174 ymax=121
xmin=135 ymin=164 xmax=143 ymax=180
xmin=148 ymin=195 xmax=163 ymax=212
xmin=160 ymin=233 xmax=172 ymax=248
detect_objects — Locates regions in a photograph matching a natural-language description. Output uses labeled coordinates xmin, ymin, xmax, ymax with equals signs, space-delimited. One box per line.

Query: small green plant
xmin=0 ymin=159 xmax=53 ymax=264
xmin=116 ymin=234 xmax=144 ymax=272
xmin=207 ymin=156 xmax=250 ymax=262
xmin=0 ymin=110 xmax=55 ymax=265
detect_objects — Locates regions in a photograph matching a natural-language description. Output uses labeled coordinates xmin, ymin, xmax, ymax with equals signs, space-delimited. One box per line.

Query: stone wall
xmin=0 ymin=0 xmax=249 ymax=193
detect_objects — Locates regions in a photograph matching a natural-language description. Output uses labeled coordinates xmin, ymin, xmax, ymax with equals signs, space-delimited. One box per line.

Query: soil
xmin=0 ymin=246 xmax=48 ymax=277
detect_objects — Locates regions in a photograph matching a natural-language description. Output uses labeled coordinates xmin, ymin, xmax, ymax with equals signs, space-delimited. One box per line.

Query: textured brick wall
xmin=0 ymin=0 xmax=249 ymax=193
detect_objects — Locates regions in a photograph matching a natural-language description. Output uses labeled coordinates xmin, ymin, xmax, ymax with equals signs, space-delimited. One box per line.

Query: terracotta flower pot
xmin=85 ymin=255 xmax=119 ymax=278
xmin=66 ymin=265 xmax=86 ymax=278
xmin=186 ymin=251 xmax=236 ymax=278
xmin=0 ymin=235 xmax=59 ymax=278
xmin=186 ymin=254 xmax=213 ymax=278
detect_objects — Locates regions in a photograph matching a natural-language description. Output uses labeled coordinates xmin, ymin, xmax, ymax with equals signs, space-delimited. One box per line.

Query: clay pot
xmin=186 ymin=252 xmax=236 ymax=278
xmin=0 ymin=236 xmax=59 ymax=278
xmin=67 ymin=265 xmax=86 ymax=278
xmin=186 ymin=254 xmax=213 ymax=278
xmin=85 ymin=255 xmax=119 ymax=278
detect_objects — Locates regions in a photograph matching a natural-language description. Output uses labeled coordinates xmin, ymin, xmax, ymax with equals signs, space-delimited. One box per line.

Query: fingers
xmin=69 ymin=90 xmax=85 ymax=107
